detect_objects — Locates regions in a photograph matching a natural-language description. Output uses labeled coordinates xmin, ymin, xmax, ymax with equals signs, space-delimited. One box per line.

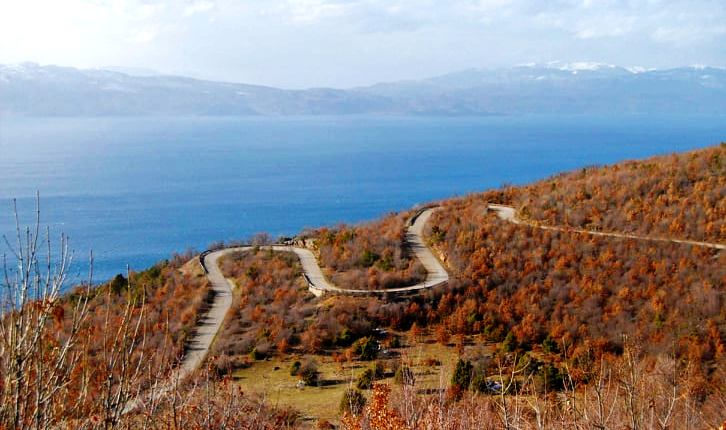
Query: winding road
xmin=124 ymin=208 xmax=446 ymax=411
xmin=128 ymin=203 xmax=722 ymax=411
xmin=180 ymin=207 xmax=448 ymax=381
xmin=488 ymin=204 xmax=726 ymax=250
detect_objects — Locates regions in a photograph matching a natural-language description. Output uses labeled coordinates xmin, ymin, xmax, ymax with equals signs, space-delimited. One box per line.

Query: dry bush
xmin=127 ymin=371 xmax=299 ymax=429
xmin=342 ymin=345 xmax=725 ymax=430
xmin=313 ymin=211 xmax=425 ymax=290
xmin=0 ymin=198 xmax=210 ymax=429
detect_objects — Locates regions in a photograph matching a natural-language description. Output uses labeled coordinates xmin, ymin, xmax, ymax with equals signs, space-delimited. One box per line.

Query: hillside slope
xmin=3 ymin=145 xmax=723 ymax=429
xmin=208 ymin=145 xmax=725 ymax=427
xmin=514 ymin=144 xmax=726 ymax=243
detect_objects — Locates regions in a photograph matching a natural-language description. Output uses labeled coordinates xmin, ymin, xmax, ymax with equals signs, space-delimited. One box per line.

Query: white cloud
xmin=137 ymin=3 xmax=166 ymax=19
xmin=652 ymin=24 xmax=726 ymax=45
xmin=0 ymin=0 xmax=723 ymax=87
xmin=574 ymin=15 xmax=636 ymax=39
xmin=184 ymin=0 xmax=215 ymax=17
xmin=281 ymin=0 xmax=351 ymax=24
xmin=130 ymin=27 xmax=160 ymax=44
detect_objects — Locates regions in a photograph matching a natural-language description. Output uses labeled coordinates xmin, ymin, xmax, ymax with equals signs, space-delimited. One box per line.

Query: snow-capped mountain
xmin=1 ymin=62 xmax=724 ymax=116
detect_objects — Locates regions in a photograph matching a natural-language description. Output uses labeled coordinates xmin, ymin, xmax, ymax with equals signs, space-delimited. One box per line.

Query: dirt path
xmin=488 ymin=204 xmax=725 ymax=250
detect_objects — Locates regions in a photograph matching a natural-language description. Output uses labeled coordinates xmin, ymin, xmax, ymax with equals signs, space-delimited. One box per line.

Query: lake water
xmin=0 ymin=114 xmax=724 ymax=283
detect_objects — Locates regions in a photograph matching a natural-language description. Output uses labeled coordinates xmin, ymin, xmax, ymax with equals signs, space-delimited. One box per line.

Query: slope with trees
xmin=3 ymin=145 xmax=724 ymax=429
xmin=310 ymin=210 xmax=426 ymax=291
xmin=514 ymin=144 xmax=725 ymax=243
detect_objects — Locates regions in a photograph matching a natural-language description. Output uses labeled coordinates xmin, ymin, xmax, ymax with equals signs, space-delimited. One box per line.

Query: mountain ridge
xmin=2 ymin=62 xmax=725 ymax=116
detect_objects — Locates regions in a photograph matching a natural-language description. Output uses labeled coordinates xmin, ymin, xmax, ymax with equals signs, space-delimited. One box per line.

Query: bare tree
xmin=0 ymin=199 xmax=92 ymax=429
xmin=0 ymin=195 xmax=91 ymax=429
xmin=494 ymin=353 xmax=529 ymax=430
xmin=95 ymin=271 xmax=148 ymax=429
xmin=583 ymin=357 xmax=619 ymax=430
xmin=0 ymin=196 xmax=156 ymax=430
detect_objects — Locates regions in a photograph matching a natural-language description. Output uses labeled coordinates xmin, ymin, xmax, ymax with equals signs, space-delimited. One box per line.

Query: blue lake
xmin=0 ymin=114 xmax=724 ymax=283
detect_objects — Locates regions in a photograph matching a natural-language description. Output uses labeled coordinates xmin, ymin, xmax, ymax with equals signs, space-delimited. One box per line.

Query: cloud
xmin=280 ymin=0 xmax=351 ymax=24
xmin=130 ymin=27 xmax=161 ymax=43
xmin=183 ymin=0 xmax=216 ymax=17
xmin=652 ymin=24 xmax=726 ymax=44
xmin=573 ymin=15 xmax=636 ymax=39
xmin=0 ymin=0 xmax=723 ymax=88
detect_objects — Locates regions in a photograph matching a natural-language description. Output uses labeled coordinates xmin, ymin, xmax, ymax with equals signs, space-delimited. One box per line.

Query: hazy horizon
xmin=2 ymin=1 xmax=724 ymax=89
xmin=4 ymin=60 xmax=726 ymax=90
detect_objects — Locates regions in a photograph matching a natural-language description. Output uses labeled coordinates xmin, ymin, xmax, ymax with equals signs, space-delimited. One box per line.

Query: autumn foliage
xmin=516 ymin=144 xmax=725 ymax=242
xmin=312 ymin=211 xmax=425 ymax=290
xmin=5 ymin=145 xmax=724 ymax=428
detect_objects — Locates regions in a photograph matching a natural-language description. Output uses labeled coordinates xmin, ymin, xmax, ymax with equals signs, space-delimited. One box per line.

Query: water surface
xmin=0 ymin=114 xmax=723 ymax=282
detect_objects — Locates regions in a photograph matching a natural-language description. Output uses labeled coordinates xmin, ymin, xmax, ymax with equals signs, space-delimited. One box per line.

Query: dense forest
xmin=2 ymin=145 xmax=723 ymax=429
xmin=515 ymin=144 xmax=725 ymax=243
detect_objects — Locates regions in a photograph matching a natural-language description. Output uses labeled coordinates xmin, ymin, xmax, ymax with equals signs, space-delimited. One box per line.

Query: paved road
xmin=121 ymin=250 xmax=235 ymax=412
xmin=488 ymin=204 xmax=725 ymax=250
xmin=186 ymin=207 xmax=448 ymax=377
xmin=126 ymin=208 xmax=448 ymax=411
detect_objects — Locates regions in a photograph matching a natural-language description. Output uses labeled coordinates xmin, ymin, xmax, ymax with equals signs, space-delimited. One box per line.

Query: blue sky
xmin=1 ymin=0 xmax=724 ymax=88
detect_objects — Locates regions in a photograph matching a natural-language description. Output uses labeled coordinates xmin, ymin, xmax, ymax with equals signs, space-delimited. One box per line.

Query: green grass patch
xmin=232 ymin=335 xmax=493 ymax=425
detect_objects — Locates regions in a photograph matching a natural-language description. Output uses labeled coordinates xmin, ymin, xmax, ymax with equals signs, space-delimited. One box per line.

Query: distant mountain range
xmin=1 ymin=62 xmax=724 ymax=116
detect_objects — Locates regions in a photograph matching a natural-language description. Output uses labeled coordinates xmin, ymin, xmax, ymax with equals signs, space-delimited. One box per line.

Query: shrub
xmin=375 ymin=254 xmax=394 ymax=271
xmin=339 ymin=389 xmax=366 ymax=416
xmin=371 ymin=361 xmax=385 ymax=378
xmin=212 ymin=354 xmax=248 ymax=377
xmin=470 ymin=371 xmax=490 ymax=393
xmin=299 ymin=360 xmax=319 ymax=386
xmin=359 ymin=250 xmax=380 ymax=268
xmin=534 ymin=363 xmax=565 ymax=392
xmin=290 ymin=360 xmax=301 ymax=376
xmin=356 ymin=368 xmax=375 ymax=390
xmin=336 ymin=328 xmax=354 ymax=346
xmin=245 ymin=265 xmax=259 ymax=280
xmin=394 ymin=366 xmax=415 ymax=386
xmin=451 ymin=359 xmax=473 ymax=390
xmin=502 ymin=332 xmax=518 ymax=352
xmin=249 ymin=347 xmax=266 ymax=360
xmin=430 ymin=225 xmax=445 ymax=244
xmin=542 ymin=335 xmax=558 ymax=354
xmin=108 ymin=273 xmax=127 ymax=294
xmin=446 ymin=384 xmax=465 ymax=402
xmin=354 ymin=337 xmax=379 ymax=361
xmin=316 ymin=419 xmax=335 ymax=429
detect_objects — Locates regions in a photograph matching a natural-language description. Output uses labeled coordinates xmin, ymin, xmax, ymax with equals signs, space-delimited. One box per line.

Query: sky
xmin=0 ymin=0 xmax=724 ymax=88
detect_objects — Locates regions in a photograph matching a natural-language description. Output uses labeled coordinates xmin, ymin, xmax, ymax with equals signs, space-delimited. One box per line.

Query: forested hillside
xmin=311 ymin=210 xmax=424 ymax=291
xmin=515 ymin=144 xmax=725 ymax=242
xmin=2 ymin=145 xmax=723 ymax=429
xmin=341 ymin=144 xmax=725 ymax=428
xmin=204 ymin=144 xmax=724 ymax=428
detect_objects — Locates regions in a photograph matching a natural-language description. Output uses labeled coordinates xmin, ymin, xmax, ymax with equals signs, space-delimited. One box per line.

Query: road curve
xmin=121 ymin=249 xmax=235 ymax=413
xmin=125 ymin=208 xmax=447 ymax=411
xmin=187 ymin=208 xmax=447 ymax=375
xmin=488 ymin=204 xmax=725 ymax=250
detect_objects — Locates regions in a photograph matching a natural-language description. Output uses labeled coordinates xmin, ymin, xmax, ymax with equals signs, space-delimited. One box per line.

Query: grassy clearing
xmin=233 ymin=355 xmax=358 ymax=424
xmin=232 ymin=335 xmax=493 ymax=426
